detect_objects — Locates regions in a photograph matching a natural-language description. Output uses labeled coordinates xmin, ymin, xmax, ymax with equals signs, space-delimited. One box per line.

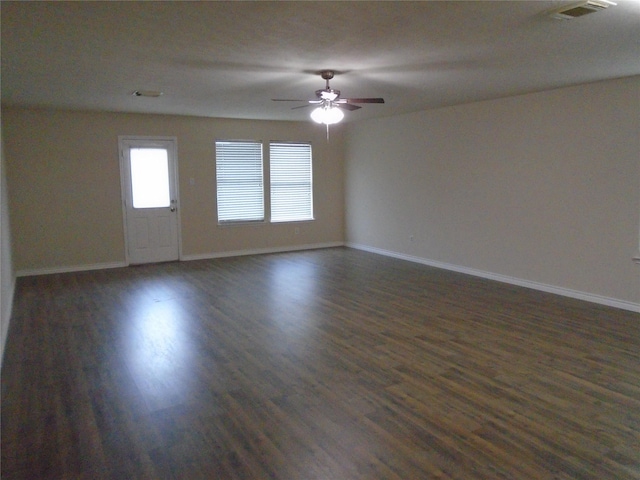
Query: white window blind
xmin=215 ymin=141 xmax=264 ymax=223
xmin=270 ymin=142 xmax=313 ymax=222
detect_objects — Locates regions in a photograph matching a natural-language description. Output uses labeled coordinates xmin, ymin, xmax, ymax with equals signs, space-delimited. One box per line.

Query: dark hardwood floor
xmin=2 ymin=247 xmax=640 ymax=479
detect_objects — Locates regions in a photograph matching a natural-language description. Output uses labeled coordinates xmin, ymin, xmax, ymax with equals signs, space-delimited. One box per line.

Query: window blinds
xmin=270 ymin=142 xmax=313 ymax=222
xmin=215 ymin=141 xmax=264 ymax=223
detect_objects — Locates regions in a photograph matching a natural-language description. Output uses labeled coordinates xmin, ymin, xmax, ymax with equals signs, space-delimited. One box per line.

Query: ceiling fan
xmin=272 ymin=70 xmax=384 ymax=126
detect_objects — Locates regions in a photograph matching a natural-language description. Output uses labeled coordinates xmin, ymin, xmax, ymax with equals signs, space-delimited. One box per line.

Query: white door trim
xmin=118 ymin=135 xmax=182 ymax=265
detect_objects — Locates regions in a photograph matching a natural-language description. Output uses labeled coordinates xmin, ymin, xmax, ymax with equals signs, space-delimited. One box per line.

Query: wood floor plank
xmin=2 ymin=247 xmax=639 ymax=479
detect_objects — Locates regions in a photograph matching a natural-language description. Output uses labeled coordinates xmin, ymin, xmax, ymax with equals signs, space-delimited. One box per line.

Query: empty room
xmin=1 ymin=2 xmax=639 ymax=479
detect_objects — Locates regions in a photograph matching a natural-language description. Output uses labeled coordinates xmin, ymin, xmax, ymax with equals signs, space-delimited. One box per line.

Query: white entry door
xmin=119 ymin=136 xmax=180 ymax=264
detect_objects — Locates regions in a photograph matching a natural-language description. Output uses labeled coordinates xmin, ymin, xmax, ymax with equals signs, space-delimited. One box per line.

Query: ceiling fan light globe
xmin=327 ymin=107 xmax=344 ymax=124
xmin=310 ymin=106 xmax=344 ymax=125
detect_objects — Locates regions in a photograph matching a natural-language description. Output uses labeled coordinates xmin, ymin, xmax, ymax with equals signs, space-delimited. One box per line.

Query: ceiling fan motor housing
xmin=317 ymin=89 xmax=340 ymax=101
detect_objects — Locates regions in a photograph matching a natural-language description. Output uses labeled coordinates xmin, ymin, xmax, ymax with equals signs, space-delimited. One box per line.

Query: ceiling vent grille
xmin=549 ymin=0 xmax=615 ymax=19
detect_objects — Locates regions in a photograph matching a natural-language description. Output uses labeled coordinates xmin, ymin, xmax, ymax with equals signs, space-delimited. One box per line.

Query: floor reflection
xmin=267 ymin=258 xmax=320 ymax=335
xmin=122 ymin=286 xmax=195 ymax=411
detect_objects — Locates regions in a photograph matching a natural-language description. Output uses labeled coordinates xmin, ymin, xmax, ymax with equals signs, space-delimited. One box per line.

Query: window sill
xmin=270 ymin=219 xmax=315 ymax=224
xmin=217 ymin=219 xmax=315 ymax=227
xmin=217 ymin=220 xmax=266 ymax=228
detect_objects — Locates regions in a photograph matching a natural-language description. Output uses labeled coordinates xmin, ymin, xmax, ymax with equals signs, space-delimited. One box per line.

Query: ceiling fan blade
xmin=291 ymin=104 xmax=313 ymax=110
xmin=342 ymin=98 xmax=385 ymax=104
xmin=272 ymin=99 xmax=322 ymax=105
xmin=337 ymin=103 xmax=361 ymax=111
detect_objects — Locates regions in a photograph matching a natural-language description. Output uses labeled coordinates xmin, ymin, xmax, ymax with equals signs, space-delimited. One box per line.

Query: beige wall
xmin=2 ymin=109 xmax=345 ymax=273
xmin=0 ymin=124 xmax=16 ymax=366
xmin=345 ymin=76 xmax=640 ymax=309
xmin=1 ymin=121 xmax=15 ymax=366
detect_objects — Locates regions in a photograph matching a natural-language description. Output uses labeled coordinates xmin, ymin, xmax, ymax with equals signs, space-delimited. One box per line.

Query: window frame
xmin=214 ymin=139 xmax=315 ymax=226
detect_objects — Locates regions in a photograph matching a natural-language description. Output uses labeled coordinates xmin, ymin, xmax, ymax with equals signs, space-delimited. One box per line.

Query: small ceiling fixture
xmin=273 ymin=70 xmax=384 ymax=138
xmin=549 ymin=0 xmax=616 ymax=20
xmin=132 ymin=90 xmax=163 ymax=98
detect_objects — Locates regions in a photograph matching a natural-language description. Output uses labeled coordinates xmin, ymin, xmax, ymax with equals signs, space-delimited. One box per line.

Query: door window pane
xmin=130 ymin=148 xmax=171 ymax=209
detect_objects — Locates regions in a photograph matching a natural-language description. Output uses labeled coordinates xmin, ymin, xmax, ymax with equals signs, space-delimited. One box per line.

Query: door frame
xmin=118 ymin=135 xmax=182 ymax=265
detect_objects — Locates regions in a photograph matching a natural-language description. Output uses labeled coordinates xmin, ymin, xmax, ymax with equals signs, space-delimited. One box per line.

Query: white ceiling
xmin=2 ymin=1 xmax=639 ymax=123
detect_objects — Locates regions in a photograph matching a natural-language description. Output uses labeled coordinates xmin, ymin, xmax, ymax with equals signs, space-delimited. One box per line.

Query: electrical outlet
xmin=409 ymin=235 xmax=414 ymax=242
xmin=294 ymin=227 xmax=300 ymax=235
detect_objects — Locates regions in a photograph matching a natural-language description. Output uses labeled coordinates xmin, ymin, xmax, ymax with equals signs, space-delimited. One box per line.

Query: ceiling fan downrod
xmin=319 ymin=70 xmax=337 ymax=97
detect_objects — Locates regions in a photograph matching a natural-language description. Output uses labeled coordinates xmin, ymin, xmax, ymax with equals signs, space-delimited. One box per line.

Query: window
xmin=215 ymin=141 xmax=264 ymax=223
xmin=129 ymin=148 xmax=171 ymax=209
xmin=270 ymin=142 xmax=313 ymax=222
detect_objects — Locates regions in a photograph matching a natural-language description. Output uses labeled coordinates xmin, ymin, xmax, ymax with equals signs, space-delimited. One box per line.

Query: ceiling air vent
xmin=132 ymin=90 xmax=163 ymax=98
xmin=549 ymin=0 xmax=616 ymax=19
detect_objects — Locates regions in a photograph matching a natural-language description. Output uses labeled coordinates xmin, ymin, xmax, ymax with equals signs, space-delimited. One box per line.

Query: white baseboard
xmin=181 ymin=242 xmax=345 ymax=262
xmin=17 ymin=243 xmax=635 ymax=313
xmin=16 ymin=261 xmax=128 ymax=278
xmin=15 ymin=243 xmax=346 ymax=277
xmin=347 ymin=243 xmax=640 ymax=313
